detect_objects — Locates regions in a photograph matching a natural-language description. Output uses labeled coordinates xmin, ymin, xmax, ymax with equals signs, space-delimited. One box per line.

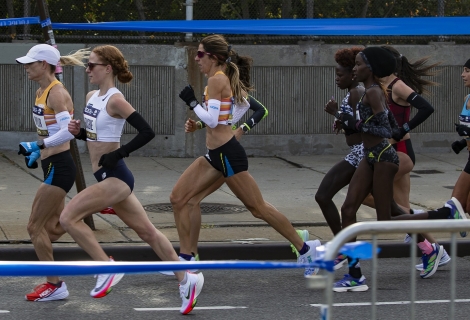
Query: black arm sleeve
xmin=74 ymin=128 xmax=87 ymax=141
xmin=406 ymin=92 xmax=434 ymax=130
xmin=119 ymin=111 xmax=155 ymax=156
xmin=242 ymin=95 xmax=268 ymax=130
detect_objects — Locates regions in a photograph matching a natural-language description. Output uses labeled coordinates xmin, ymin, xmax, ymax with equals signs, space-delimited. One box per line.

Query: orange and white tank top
xmin=202 ymin=71 xmax=234 ymax=125
xmin=33 ymin=79 xmax=73 ymax=136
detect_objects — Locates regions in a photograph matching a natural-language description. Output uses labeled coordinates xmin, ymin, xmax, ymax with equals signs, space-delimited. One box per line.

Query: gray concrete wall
xmin=0 ymin=41 xmax=468 ymax=157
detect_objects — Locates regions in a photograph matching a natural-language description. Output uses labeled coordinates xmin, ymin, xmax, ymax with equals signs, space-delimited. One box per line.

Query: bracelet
xmin=74 ymin=128 xmax=87 ymax=141
xmin=196 ymin=121 xmax=203 ymax=130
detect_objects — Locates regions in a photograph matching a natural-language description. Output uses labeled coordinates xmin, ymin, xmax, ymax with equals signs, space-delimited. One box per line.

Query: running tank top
xmin=459 ymin=94 xmax=470 ymax=126
xmin=202 ymin=71 xmax=235 ymax=125
xmin=33 ymin=79 xmax=73 ymax=136
xmin=387 ymin=77 xmax=410 ymax=127
xmin=84 ymin=87 xmax=125 ymax=142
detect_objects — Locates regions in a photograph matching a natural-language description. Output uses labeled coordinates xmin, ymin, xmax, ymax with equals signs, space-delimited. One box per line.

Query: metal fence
xmin=309 ymin=220 xmax=470 ymax=320
xmin=1 ymin=0 xmax=470 ymax=44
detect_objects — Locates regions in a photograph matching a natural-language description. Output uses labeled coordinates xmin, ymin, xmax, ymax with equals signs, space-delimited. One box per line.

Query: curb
xmin=1 ymin=241 xmax=470 ymax=261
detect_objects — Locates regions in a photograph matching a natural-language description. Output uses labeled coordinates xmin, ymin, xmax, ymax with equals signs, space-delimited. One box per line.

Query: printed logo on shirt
xmin=84 ymin=103 xmax=100 ymax=140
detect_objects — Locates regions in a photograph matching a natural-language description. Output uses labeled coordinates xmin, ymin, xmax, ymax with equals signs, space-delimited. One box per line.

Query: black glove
xmin=340 ymin=113 xmax=361 ymax=133
xmin=98 ymin=148 xmax=129 ymax=169
xmin=179 ymin=85 xmax=200 ymax=110
xmin=455 ymin=123 xmax=470 ymax=136
xmin=391 ymin=127 xmax=407 ymax=142
xmin=451 ymin=139 xmax=467 ymax=154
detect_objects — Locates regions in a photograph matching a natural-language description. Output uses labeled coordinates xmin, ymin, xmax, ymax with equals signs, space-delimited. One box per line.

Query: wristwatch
xmin=403 ymin=123 xmax=410 ymax=132
xmin=36 ymin=140 xmax=45 ymax=149
xmin=240 ymin=124 xmax=249 ymax=133
xmin=189 ymin=100 xmax=198 ymax=110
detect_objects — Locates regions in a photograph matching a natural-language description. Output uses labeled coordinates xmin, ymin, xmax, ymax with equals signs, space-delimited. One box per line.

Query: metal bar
xmin=371 ymin=235 xmax=377 ymax=320
xmin=323 ymin=220 xmax=470 ymax=261
xmin=450 ymin=232 xmax=457 ymax=319
xmin=36 ymin=0 xmax=94 ymax=229
xmin=185 ymin=0 xmax=194 ymax=42
xmin=410 ymin=233 xmax=417 ymax=320
xmin=323 ymin=270 xmax=334 ymax=320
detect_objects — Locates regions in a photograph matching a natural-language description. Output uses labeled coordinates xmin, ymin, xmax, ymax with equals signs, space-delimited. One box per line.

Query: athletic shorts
xmin=93 ymin=159 xmax=135 ymax=192
xmin=393 ymin=139 xmax=416 ymax=165
xmin=41 ymin=150 xmax=76 ymax=193
xmin=465 ymin=152 xmax=470 ymax=174
xmin=344 ymin=143 xmax=364 ymax=169
xmin=364 ymin=139 xmax=399 ymax=169
xmin=204 ymin=136 xmax=248 ymax=177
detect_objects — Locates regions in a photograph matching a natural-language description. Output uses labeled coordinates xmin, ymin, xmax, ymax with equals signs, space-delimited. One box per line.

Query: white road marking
xmin=311 ymin=299 xmax=470 ymax=307
xmin=135 ymin=306 xmax=247 ymax=311
xmin=0 ymin=311 xmax=9 ymax=313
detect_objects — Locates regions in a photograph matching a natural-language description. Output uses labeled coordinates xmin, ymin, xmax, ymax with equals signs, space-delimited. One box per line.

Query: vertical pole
xmin=437 ymin=0 xmax=445 ymax=42
xmin=449 ymin=232 xmax=457 ymax=319
xmin=185 ymin=0 xmax=193 ymax=42
xmin=306 ymin=0 xmax=314 ymax=18
xmin=36 ymin=0 xmax=95 ymax=230
xmin=410 ymin=233 xmax=417 ymax=320
xmin=24 ymin=0 xmax=30 ymax=38
xmin=371 ymin=235 xmax=378 ymax=320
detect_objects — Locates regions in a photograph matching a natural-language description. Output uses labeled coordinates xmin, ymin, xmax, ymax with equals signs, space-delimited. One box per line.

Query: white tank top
xmin=84 ymin=87 xmax=125 ymax=142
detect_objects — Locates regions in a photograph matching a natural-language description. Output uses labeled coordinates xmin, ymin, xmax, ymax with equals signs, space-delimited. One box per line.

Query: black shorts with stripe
xmin=41 ymin=150 xmax=76 ymax=193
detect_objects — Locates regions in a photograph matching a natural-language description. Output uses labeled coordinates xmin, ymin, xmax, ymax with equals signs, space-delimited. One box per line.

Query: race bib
xmin=33 ymin=104 xmax=49 ymax=136
xmin=84 ymin=103 xmax=100 ymax=140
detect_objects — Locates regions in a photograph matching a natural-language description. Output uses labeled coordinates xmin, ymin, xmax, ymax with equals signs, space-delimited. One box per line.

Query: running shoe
xmin=420 ymin=243 xmax=444 ymax=279
xmin=290 ymin=230 xmax=309 ymax=258
xmin=446 ymin=197 xmax=468 ymax=237
xmin=90 ymin=257 xmax=124 ymax=298
xmin=159 ymin=255 xmax=198 ymax=276
xmin=416 ymin=248 xmax=450 ymax=271
xmin=179 ymin=272 xmax=204 ymax=314
xmin=404 ymin=234 xmax=412 ymax=244
xmin=334 ymin=253 xmax=348 ymax=270
xmin=297 ymin=239 xmax=321 ymax=277
xmin=100 ymin=207 xmax=116 ymax=215
xmin=333 ymin=274 xmax=368 ymax=292
xmin=25 ymin=281 xmax=69 ymax=301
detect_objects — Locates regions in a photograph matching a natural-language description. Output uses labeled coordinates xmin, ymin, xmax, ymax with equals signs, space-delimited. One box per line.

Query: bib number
xmin=84 ymin=103 xmax=100 ymax=140
xmin=33 ymin=105 xmax=49 ymax=136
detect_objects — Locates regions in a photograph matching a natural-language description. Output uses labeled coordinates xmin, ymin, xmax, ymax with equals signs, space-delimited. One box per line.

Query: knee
xmin=315 ymin=191 xmax=329 ymax=207
xmin=26 ymin=222 xmax=39 ymax=240
xmin=340 ymin=205 xmax=355 ymax=224
xmin=245 ymin=203 xmax=268 ymax=220
xmin=58 ymin=210 xmax=73 ymax=232
xmin=136 ymin=227 xmax=159 ymax=244
xmin=170 ymin=191 xmax=185 ymax=211
xmin=48 ymin=232 xmax=62 ymax=242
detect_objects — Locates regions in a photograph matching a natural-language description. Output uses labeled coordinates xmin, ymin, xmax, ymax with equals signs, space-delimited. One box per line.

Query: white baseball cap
xmin=16 ymin=44 xmax=60 ymax=65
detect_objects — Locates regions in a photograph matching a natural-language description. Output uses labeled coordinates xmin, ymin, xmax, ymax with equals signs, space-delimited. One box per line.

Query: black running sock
xmin=298 ymin=242 xmax=310 ymax=256
xmin=427 ymin=207 xmax=451 ymax=219
xmin=179 ymin=253 xmax=193 ymax=261
xmin=48 ymin=281 xmax=62 ymax=287
xmin=347 ymin=257 xmax=362 ymax=278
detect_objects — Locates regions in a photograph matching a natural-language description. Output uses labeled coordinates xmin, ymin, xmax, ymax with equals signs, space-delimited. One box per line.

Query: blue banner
xmin=51 ymin=17 xmax=470 ymax=36
xmin=3 ymin=16 xmax=469 ymax=36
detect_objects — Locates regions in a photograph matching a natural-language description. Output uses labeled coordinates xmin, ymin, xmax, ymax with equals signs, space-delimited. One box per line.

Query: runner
xmin=63 ymin=45 xmax=203 ymax=314
xmin=171 ymin=34 xmax=320 ymax=277
xmin=16 ymin=44 xmax=88 ymax=301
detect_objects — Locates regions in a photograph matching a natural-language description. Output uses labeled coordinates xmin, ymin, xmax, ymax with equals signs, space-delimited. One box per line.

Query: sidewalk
xmin=0 ymin=149 xmax=468 ymax=260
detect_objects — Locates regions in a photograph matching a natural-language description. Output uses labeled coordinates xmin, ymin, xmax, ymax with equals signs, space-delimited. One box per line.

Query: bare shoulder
xmin=86 ymin=90 xmax=98 ymax=103
xmin=48 ymin=84 xmax=72 ymax=112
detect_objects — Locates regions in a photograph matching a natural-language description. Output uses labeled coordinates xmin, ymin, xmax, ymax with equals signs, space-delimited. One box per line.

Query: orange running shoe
xmin=25 ymin=281 xmax=69 ymax=301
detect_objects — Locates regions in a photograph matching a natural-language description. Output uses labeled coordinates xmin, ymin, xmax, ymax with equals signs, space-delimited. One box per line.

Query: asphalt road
xmin=2 ymin=257 xmax=470 ymax=320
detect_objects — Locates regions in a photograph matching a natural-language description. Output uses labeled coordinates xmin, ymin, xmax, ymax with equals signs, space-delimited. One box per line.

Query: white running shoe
xmin=415 ymin=248 xmax=451 ymax=271
xmin=159 ymin=255 xmax=198 ymax=276
xmin=90 ymin=257 xmax=124 ymax=298
xmin=179 ymin=272 xmax=204 ymax=315
xmin=298 ymin=239 xmax=321 ymax=277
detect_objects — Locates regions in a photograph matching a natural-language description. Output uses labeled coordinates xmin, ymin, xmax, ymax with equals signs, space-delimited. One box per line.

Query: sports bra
xmin=387 ymin=77 xmax=410 ymax=127
xmin=202 ymin=71 xmax=235 ymax=125
xmin=357 ymin=85 xmax=397 ymax=139
xmin=33 ymin=79 xmax=73 ymax=136
xmin=84 ymin=87 xmax=126 ymax=142
xmin=459 ymin=94 xmax=470 ymax=126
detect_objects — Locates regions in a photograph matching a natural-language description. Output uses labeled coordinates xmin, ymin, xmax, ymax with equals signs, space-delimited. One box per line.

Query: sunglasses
xmin=87 ymin=62 xmax=108 ymax=70
xmin=196 ymin=51 xmax=212 ymax=58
